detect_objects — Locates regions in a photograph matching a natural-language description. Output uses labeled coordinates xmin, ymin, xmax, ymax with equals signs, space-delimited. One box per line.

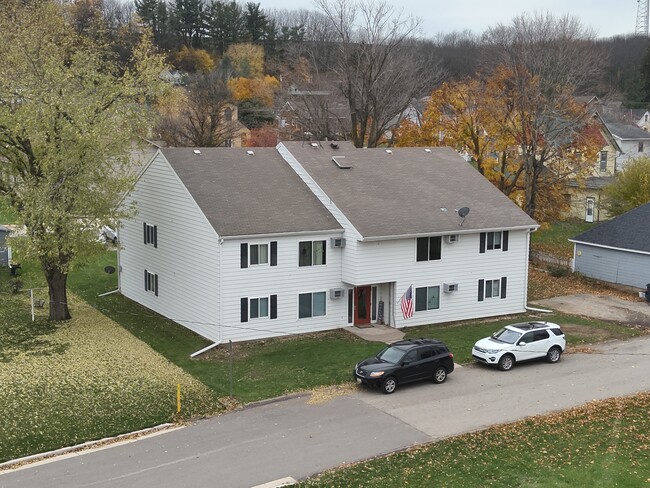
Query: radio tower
xmin=637 ymin=0 xmax=649 ymax=36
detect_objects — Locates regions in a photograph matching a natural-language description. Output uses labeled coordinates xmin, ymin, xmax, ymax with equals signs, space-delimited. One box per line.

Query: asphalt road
xmin=2 ymin=336 xmax=650 ymax=488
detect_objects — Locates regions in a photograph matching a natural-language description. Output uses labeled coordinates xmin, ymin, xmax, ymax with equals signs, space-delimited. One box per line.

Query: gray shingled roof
xmin=160 ymin=148 xmax=342 ymax=237
xmin=604 ymin=121 xmax=650 ymax=140
xmin=571 ymin=203 xmax=650 ymax=253
xmin=280 ymin=142 xmax=537 ymax=238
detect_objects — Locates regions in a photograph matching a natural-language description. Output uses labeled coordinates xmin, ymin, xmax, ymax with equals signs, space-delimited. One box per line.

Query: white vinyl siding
xmin=342 ymin=230 xmax=529 ymax=328
xmin=219 ymin=234 xmax=348 ymax=342
xmin=119 ymin=152 xmax=222 ymax=342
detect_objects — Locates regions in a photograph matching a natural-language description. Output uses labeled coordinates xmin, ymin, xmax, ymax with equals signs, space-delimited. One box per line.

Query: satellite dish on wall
xmin=458 ymin=207 xmax=470 ymax=218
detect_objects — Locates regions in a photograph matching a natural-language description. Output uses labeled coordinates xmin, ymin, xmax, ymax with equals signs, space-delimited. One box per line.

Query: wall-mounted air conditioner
xmin=330 ymin=237 xmax=346 ymax=248
xmin=443 ymin=283 xmax=459 ymax=293
xmin=445 ymin=234 xmax=459 ymax=244
xmin=330 ymin=288 xmax=345 ymax=299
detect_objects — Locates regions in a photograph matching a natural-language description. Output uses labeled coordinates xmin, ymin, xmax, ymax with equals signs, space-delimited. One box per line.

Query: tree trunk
xmin=46 ymin=268 xmax=71 ymax=321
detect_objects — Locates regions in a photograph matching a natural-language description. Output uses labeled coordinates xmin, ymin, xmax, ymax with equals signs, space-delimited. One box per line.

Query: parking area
xmin=533 ymin=293 xmax=650 ymax=327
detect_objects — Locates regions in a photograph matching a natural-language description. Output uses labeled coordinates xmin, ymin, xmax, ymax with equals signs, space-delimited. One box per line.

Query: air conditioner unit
xmin=445 ymin=234 xmax=459 ymax=244
xmin=330 ymin=288 xmax=345 ymax=299
xmin=330 ymin=237 xmax=346 ymax=248
xmin=443 ymin=283 xmax=459 ymax=293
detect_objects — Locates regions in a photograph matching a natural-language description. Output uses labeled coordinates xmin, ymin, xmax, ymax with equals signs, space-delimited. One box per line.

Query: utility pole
xmin=637 ymin=0 xmax=649 ymax=36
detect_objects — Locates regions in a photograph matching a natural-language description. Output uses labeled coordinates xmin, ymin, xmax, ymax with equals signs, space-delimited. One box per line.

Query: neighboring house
xmin=277 ymin=84 xmax=350 ymax=142
xmin=118 ymin=142 xmax=538 ymax=343
xmin=564 ymin=113 xmax=621 ymax=223
xmin=570 ymin=203 xmax=650 ymax=289
xmin=221 ymin=102 xmax=250 ymax=148
xmin=0 ymin=225 xmax=10 ymax=267
xmin=601 ymin=117 xmax=650 ymax=170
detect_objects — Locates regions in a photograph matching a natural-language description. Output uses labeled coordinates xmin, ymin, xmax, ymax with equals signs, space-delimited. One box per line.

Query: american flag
xmin=401 ymin=285 xmax=414 ymax=320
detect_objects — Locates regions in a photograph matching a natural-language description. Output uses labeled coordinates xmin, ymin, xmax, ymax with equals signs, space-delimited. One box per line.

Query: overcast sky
xmin=261 ymin=0 xmax=640 ymax=39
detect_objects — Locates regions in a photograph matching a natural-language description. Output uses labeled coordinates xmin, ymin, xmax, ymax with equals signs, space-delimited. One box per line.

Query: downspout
xmin=524 ymin=227 xmax=534 ymax=310
xmin=219 ymin=237 xmax=223 ymax=342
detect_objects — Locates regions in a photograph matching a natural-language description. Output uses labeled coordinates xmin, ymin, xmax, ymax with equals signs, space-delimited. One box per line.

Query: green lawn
xmin=67 ymin=252 xmax=383 ymax=403
xmin=531 ymin=219 xmax=596 ymax=258
xmin=297 ymin=393 xmax=650 ymax=487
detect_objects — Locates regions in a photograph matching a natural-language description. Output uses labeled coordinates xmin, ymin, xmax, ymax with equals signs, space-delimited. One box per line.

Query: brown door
xmin=354 ymin=286 xmax=371 ymax=326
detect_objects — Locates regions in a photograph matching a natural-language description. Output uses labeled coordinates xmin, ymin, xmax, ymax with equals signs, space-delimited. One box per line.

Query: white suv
xmin=472 ymin=321 xmax=566 ymax=371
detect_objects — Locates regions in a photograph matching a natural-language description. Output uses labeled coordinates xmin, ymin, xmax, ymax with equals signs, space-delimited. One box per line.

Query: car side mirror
xmin=518 ymin=341 xmax=527 ymax=346
xmin=402 ymin=361 xmax=410 ymax=366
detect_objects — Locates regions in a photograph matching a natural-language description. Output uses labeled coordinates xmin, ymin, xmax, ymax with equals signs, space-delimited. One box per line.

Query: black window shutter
xmin=416 ymin=237 xmax=428 ymax=261
xmin=240 ymin=297 xmax=248 ymax=322
xmin=502 ymin=231 xmax=509 ymax=252
xmin=431 ymin=236 xmax=442 ymax=260
xmin=479 ymin=233 xmax=486 ymax=253
xmin=478 ymin=279 xmax=484 ymax=302
xmin=154 ymin=274 xmax=158 ymax=296
xmin=270 ymin=241 xmax=277 ymax=266
xmin=153 ymin=225 xmax=158 ymax=248
xmin=240 ymin=243 xmax=248 ymax=268
xmin=322 ymin=241 xmax=326 ymax=265
xmin=270 ymin=294 xmax=277 ymax=319
xmin=144 ymin=269 xmax=148 ymax=290
xmin=143 ymin=223 xmax=147 ymax=244
xmin=500 ymin=277 xmax=507 ymax=299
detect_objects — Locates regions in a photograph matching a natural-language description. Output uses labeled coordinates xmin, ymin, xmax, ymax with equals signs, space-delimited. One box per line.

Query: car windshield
xmin=491 ymin=328 xmax=521 ymax=344
xmin=377 ymin=346 xmax=406 ymax=364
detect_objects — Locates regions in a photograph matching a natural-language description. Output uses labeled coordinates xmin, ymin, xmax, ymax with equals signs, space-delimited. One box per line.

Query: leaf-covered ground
xmin=528 ymin=266 xmax=643 ymax=302
xmin=0 ymin=293 xmax=220 ymax=463
xmin=298 ymin=393 xmax=650 ymax=487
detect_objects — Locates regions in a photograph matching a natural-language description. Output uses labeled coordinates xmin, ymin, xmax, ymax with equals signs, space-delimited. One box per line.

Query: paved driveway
xmin=3 ymin=336 xmax=650 ymax=488
xmin=533 ymin=294 xmax=650 ymax=327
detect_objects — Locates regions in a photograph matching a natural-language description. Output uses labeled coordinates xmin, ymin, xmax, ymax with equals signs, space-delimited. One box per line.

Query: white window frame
xmin=249 ymin=296 xmax=269 ymax=319
xmin=144 ymin=223 xmax=156 ymax=246
xmin=298 ymin=240 xmax=326 ymax=267
xmin=484 ymin=279 xmax=501 ymax=299
xmin=298 ymin=291 xmax=327 ymax=319
xmin=414 ymin=285 xmax=441 ymax=312
xmin=145 ymin=270 xmax=158 ymax=295
xmin=599 ymin=151 xmax=607 ymax=171
xmin=486 ymin=231 xmax=502 ymax=251
xmin=249 ymin=243 xmax=269 ymax=266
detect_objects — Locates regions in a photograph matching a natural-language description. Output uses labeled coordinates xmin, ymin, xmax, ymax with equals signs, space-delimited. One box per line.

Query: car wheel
xmin=498 ymin=354 xmax=515 ymax=371
xmin=546 ymin=346 xmax=562 ymax=363
xmin=432 ymin=366 xmax=447 ymax=384
xmin=381 ymin=376 xmax=397 ymax=394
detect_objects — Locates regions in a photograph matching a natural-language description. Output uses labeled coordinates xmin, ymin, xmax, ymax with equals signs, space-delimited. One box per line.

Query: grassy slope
xmin=0 ymin=267 xmax=218 ymax=463
xmin=531 ymin=219 xmax=595 ymax=258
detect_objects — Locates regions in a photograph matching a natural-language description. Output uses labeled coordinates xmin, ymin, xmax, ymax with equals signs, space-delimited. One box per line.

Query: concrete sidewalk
xmin=344 ymin=324 xmax=405 ymax=343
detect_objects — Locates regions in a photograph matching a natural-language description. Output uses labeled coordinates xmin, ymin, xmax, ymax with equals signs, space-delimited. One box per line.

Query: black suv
xmin=353 ymin=338 xmax=454 ymax=394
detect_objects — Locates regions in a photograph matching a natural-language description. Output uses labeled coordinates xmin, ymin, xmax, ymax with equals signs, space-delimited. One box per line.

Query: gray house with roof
xmin=569 ymin=203 xmax=650 ymax=289
xmin=602 ymin=119 xmax=650 ymax=170
xmin=118 ymin=142 xmax=538 ymax=343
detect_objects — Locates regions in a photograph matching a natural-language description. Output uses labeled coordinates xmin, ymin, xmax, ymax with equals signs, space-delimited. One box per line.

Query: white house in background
xmin=601 ymin=118 xmax=650 ymax=170
xmin=118 ymin=142 xmax=538 ymax=343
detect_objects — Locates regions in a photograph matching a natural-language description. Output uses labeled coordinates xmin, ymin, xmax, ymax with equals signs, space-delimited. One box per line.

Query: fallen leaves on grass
xmin=529 ymin=266 xmax=643 ymax=302
xmin=0 ymin=295 xmax=220 ymax=462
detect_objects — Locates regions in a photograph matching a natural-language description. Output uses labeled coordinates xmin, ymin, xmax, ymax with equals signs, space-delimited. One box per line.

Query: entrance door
xmin=585 ymin=197 xmax=595 ymax=223
xmin=354 ymin=286 xmax=371 ymax=326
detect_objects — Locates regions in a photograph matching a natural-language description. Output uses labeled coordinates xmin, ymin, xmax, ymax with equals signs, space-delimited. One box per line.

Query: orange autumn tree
xmin=395 ymin=68 xmax=603 ymax=222
xmin=395 ymin=77 xmax=514 ymax=179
